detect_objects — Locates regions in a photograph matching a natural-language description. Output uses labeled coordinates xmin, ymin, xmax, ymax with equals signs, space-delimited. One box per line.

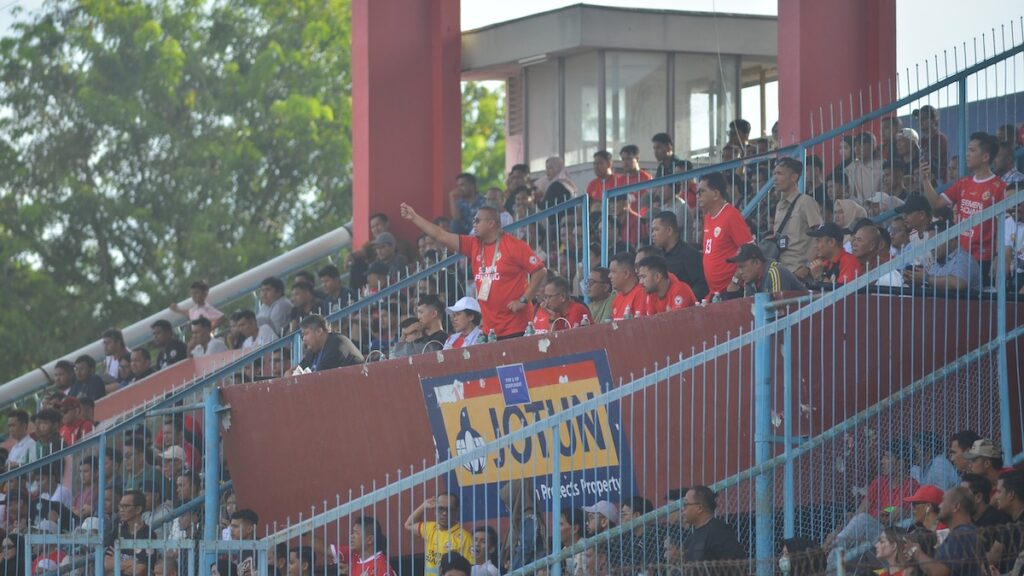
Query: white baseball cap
xmin=583 ymin=500 xmax=620 ymax=524
xmin=446 ymin=297 xmax=481 ymax=315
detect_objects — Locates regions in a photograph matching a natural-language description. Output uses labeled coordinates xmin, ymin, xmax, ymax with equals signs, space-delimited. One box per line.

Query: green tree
xmin=0 ymin=0 xmax=352 ymax=383
xmin=461 ymin=81 xmax=506 ymax=191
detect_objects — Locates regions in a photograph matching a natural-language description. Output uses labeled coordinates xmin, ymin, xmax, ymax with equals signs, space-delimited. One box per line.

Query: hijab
xmin=535 ymin=157 xmax=578 ymax=198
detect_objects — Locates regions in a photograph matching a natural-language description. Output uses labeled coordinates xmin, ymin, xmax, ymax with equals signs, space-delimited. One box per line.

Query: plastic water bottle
xmin=623 ymin=306 xmax=632 ymax=320
xmin=487 ymin=329 xmax=497 ymax=343
xmin=580 ymin=314 xmax=591 ymax=327
xmin=524 ymin=322 xmax=535 ymax=336
xmin=711 ymin=292 xmax=722 ymax=304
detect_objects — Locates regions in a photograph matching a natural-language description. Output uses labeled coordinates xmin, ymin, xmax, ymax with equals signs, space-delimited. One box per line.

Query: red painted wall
xmin=777 ymin=0 xmax=897 ymax=141
xmin=351 ymin=0 xmax=462 ymax=246
xmin=219 ymin=295 xmax=1023 ymax=554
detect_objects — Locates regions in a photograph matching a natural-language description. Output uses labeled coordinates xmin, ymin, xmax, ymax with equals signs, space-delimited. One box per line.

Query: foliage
xmin=0 ymin=0 xmax=353 ymax=383
xmin=461 ymin=81 xmax=506 ymax=191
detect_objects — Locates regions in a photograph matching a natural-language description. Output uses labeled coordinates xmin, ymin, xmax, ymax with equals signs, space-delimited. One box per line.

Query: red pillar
xmin=777 ymin=0 xmax=896 ymax=143
xmin=351 ymin=0 xmax=462 ymax=246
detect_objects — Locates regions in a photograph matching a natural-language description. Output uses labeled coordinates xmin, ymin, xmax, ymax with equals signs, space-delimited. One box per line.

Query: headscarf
xmin=535 ymin=157 xmax=578 ymax=198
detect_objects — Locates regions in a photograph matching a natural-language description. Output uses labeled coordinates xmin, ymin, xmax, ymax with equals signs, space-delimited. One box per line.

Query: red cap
xmin=60 ymin=396 xmax=81 ymax=410
xmin=904 ymin=485 xmax=944 ymax=506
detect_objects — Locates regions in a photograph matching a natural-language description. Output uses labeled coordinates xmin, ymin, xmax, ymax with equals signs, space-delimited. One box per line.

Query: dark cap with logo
xmin=806 ymin=222 xmax=847 ymax=243
xmin=895 ymin=194 xmax=933 ymax=217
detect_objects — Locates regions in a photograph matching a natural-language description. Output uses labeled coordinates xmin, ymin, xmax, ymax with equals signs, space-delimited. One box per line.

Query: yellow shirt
xmin=418 ymin=521 xmax=475 ymax=576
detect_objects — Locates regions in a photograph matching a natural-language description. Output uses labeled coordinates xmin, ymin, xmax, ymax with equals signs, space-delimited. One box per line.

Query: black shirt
xmin=299 ymin=333 xmax=359 ymax=372
xmin=663 ymin=239 xmax=709 ymax=300
xmin=157 ymin=339 xmax=188 ymax=370
xmin=105 ymin=521 xmax=155 ymax=568
xmin=417 ymin=330 xmax=448 ymax=351
xmin=68 ymin=375 xmax=106 ymax=401
xmin=681 ymin=517 xmax=745 ymax=566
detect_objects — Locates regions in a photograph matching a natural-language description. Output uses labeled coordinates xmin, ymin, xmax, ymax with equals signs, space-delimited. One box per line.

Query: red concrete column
xmin=351 ymin=0 xmax=462 ymax=246
xmin=777 ymin=0 xmax=896 ymax=143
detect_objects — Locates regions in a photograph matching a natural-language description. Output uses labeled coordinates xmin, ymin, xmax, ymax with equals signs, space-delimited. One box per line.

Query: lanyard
xmin=486 ymin=234 xmax=503 ymax=269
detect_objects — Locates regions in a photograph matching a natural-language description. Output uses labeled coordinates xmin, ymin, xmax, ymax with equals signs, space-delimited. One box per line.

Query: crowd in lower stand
xmin=6 ymin=117 xmax=1024 ymax=576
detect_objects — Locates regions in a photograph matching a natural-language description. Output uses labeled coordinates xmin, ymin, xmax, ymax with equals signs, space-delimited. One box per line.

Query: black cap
xmin=726 ymin=244 xmax=766 ymax=263
xmin=895 ymin=194 xmax=933 ymax=217
xmin=806 ymin=222 xmax=847 ymax=243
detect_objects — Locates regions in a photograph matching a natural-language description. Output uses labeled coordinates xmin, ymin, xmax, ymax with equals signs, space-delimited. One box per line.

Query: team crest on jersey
xmin=529 ymin=255 xmax=539 ymax=265
xmin=982 ymin=191 xmax=991 ymax=201
xmin=714 ymin=226 xmax=722 ymax=238
xmin=674 ymin=295 xmax=683 ymax=305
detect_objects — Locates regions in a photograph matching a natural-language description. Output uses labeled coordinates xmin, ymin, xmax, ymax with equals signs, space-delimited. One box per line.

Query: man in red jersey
xmin=636 ymin=256 xmax=697 ymax=315
xmin=401 ymin=203 xmax=546 ymax=339
xmin=532 ymin=276 xmax=591 ymax=334
xmin=350 ymin=516 xmax=396 ymax=576
xmin=587 ymin=150 xmax=622 ymax=205
xmin=921 ymin=131 xmax=1007 ymax=285
xmin=609 ymin=252 xmax=646 ymax=320
xmin=696 ymin=172 xmax=754 ymax=297
xmin=806 ymin=222 xmax=864 ymax=287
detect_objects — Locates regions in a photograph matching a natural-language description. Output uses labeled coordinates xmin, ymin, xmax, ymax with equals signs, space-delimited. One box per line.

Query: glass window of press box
xmin=525 ymin=50 xmax=777 ymax=171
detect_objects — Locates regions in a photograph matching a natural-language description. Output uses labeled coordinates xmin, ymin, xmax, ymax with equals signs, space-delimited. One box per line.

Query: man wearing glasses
xmin=104 ymin=491 xmax=153 ymax=576
xmin=679 ymin=486 xmax=745 ymax=570
xmin=532 ymin=276 xmax=591 ymax=334
xmin=585 ymin=267 xmax=614 ymax=324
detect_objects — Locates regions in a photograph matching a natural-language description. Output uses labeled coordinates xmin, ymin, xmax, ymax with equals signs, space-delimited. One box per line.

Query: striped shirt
xmin=744 ymin=260 xmax=804 ymax=295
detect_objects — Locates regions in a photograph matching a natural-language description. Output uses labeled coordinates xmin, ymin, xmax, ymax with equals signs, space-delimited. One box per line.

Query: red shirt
xmin=532 ymin=300 xmax=591 ymax=334
xmin=355 ymin=552 xmax=396 ymax=576
xmin=821 ymin=251 xmax=864 ymax=285
xmin=617 ymin=207 xmax=648 ymax=247
xmin=702 ymin=203 xmax=754 ymax=295
xmin=864 ymin=476 xmax=920 ymax=517
xmin=942 ymin=174 xmax=1007 ymax=261
xmin=611 ymin=282 xmax=646 ymax=320
xmin=587 ymin=174 xmax=623 ymax=203
xmin=459 ymin=233 xmax=545 ymax=337
xmin=643 ymin=276 xmax=698 ymax=315
xmin=59 ymin=419 xmax=94 ymax=446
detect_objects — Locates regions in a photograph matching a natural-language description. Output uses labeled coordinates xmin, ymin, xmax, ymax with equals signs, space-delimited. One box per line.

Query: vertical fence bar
xmin=203 ymin=386 xmax=222 ymax=576
xmin=600 ymin=194 xmax=610 ymax=267
xmin=782 ymin=325 xmax=795 ymax=540
xmin=957 ymin=79 xmax=968 ymax=178
xmin=581 ymin=198 xmax=591 ymax=305
xmin=995 ymin=216 xmax=1012 ymax=461
xmin=96 ymin=433 xmax=107 ymax=576
xmin=753 ymin=292 xmax=773 ymax=576
xmin=549 ymin=423 xmax=562 ymax=576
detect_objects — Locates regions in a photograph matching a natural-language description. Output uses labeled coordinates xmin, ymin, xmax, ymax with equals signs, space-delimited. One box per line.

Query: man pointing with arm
xmin=401 ymin=203 xmax=547 ymax=339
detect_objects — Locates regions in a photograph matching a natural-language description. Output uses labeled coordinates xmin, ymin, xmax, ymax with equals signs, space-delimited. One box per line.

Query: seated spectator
xmin=558 ymin=507 xmax=586 ymax=576
xmin=297 ymin=315 xmax=363 ymax=372
xmin=609 ymin=253 xmax=646 ymax=320
xmin=188 ymin=317 xmax=228 ymax=358
xmin=317 ymin=265 xmax=353 ymax=310
xmin=960 ymin=474 xmax=1011 ymax=570
xmin=31 ymin=408 xmax=63 ymax=454
xmin=881 ymin=161 xmax=910 ymax=201
xmin=873 ymin=528 xmax=916 ymax=576
xmin=948 ymin=431 xmax=981 ymax=475
xmin=867 ymin=192 xmax=905 ymax=217
xmin=232 ymin=310 xmax=277 ymax=350
xmin=390 ymin=318 xmax=424 ymax=359
xmin=440 ymin=554 xmax=473 ymax=576
xmin=102 ymin=446 xmax=124 ymax=488
xmin=679 ymin=486 xmax=745 ymax=565
xmin=583 ymin=500 xmax=618 ymax=537
xmin=49 ymin=359 xmax=76 ymax=395
xmin=848 ymin=132 xmax=883 ymax=204
xmin=58 ymin=397 xmax=93 ymax=446
xmin=585 ymin=267 xmax=613 ymax=324
xmin=992 ymin=472 xmax=1024 ymax=569
xmin=124 ymin=349 xmax=155 ymax=387
xmin=472 ymin=526 xmax=500 ymax=576
xmin=532 ymin=276 xmax=591 ymax=333
xmin=68 ymin=354 xmax=107 ymax=401
xmin=587 ymin=150 xmax=622 ymax=205
xmin=780 ymin=537 xmax=826 ymax=576
xmin=72 ymin=456 xmax=100 ymax=520
xmin=485 ymin=187 xmax=514 ymax=228
xmin=994 ymin=141 xmax=1024 ymax=185
xmin=443 ymin=298 xmax=484 ymax=350
xmin=37 ymin=462 xmax=72 ymax=508
xmin=902 ymin=221 xmax=981 ymax=293
xmin=450 ymin=173 xmax=485 ymax=235
xmin=618 ymin=144 xmax=653 ymax=186
xmin=910 ymin=433 xmax=960 ymax=490
xmin=904 ymin=485 xmax=944 ymax=531
xmin=6 ymin=410 xmax=37 ymax=469
xmin=291 ymin=270 xmax=329 ymax=304
xmin=151 ymin=320 xmax=188 ymax=370
xmin=612 ymin=194 xmax=648 ymax=249
xmin=104 ymin=491 xmax=154 ymax=576
xmin=650 ymin=211 xmax=708 ymax=300
xmin=727 ymin=244 xmax=804 ymax=296
xmin=369 ymin=212 xmax=417 ymax=262
xmin=851 ymin=224 xmax=905 ymax=288
xmin=116 ymin=353 xmax=134 ymax=389
xmin=962 ymin=439 xmax=1005 ymax=486
xmin=288 ymin=281 xmax=327 ymax=331
xmin=256 ymin=277 xmax=293 ymax=337
xmin=349 ymin=515 xmax=393 ymax=576
xmin=160 ymin=415 xmax=202 ymax=472
xmin=617 ymin=496 xmax=662 ymax=569
xmin=169 ymin=281 xmax=223 ymax=328
xmin=911 ymin=487 xmax=981 ymax=576
xmin=806 ymin=222 xmax=864 ymax=287
xmin=122 ymin=436 xmax=161 ymax=492
xmin=363 ymin=261 xmax=392 ymax=296
xmin=404 ymin=492 xmax=475 ymax=576
xmin=101 ymin=328 xmax=131 ymax=384
xmin=535 ymin=157 xmax=577 ymax=211
xmin=511 ymin=187 xmax=536 ymax=224
xmin=895 ymin=195 xmax=937 ymax=268
xmin=0 ymin=533 xmax=25 ymax=576
xmin=860 ymin=442 xmax=921 ymax=519
xmin=373 ymin=232 xmax=410 ymax=279
xmin=415 ymin=295 xmax=449 ymax=350
xmin=499 ymin=480 xmax=546 ymax=572
xmin=636 ymin=256 xmax=697 ymax=315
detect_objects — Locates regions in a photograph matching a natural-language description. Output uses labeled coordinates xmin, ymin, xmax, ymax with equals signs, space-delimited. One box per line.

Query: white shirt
xmin=472 ymin=561 xmax=500 ymax=576
xmin=41 ymin=484 xmax=73 ymax=509
xmin=191 ymin=338 xmax=228 ymax=357
xmin=443 ymin=327 xmax=483 ymax=349
xmin=1005 ymin=215 xmax=1024 ymax=271
xmin=7 ymin=435 xmax=38 ymax=468
xmin=256 ymin=297 xmax=293 ymax=337
xmin=242 ymin=325 xmax=278 ymax=349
